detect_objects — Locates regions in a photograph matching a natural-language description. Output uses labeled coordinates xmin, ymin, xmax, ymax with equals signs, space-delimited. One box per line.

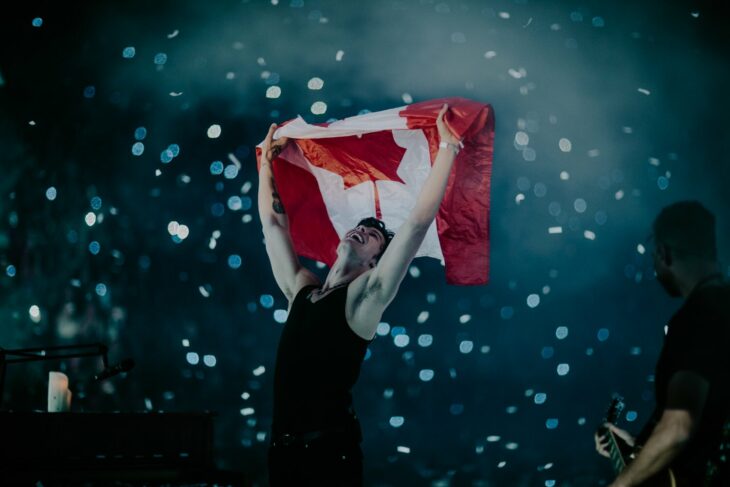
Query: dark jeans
xmin=268 ymin=433 xmax=363 ymax=486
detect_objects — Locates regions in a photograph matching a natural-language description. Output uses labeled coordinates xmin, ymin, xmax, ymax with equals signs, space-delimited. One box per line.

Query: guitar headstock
xmin=604 ymin=394 xmax=626 ymax=424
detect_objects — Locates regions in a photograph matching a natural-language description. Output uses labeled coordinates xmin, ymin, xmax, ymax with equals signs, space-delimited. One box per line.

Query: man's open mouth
xmin=348 ymin=233 xmax=364 ymax=244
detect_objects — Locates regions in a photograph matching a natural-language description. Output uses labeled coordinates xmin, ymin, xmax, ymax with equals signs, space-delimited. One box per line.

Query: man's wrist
xmin=439 ymin=141 xmax=461 ymax=155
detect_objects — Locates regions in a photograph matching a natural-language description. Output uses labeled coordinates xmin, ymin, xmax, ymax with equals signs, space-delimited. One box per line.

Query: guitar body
xmin=639 ymin=469 xmax=676 ymax=487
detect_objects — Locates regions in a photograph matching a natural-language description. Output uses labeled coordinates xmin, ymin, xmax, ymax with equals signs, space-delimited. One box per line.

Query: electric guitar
xmin=598 ymin=395 xmax=678 ymax=487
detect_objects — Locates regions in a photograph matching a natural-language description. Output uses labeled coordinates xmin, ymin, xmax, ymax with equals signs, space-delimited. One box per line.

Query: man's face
xmin=653 ymin=244 xmax=682 ymax=297
xmin=342 ymin=225 xmax=385 ymax=265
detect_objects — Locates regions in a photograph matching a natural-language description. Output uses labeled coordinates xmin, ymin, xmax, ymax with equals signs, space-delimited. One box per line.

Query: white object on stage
xmin=47 ymin=371 xmax=72 ymax=412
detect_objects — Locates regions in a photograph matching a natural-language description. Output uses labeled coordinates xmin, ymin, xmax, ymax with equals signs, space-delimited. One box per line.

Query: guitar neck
xmin=607 ymin=431 xmax=628 ymax=474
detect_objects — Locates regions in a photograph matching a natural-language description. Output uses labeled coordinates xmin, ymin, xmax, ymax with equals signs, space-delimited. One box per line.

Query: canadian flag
xmin=256 ymin=97 xmax=494 ymax=285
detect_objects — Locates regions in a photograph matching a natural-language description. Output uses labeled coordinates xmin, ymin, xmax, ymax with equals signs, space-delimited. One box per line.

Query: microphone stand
xmin=0 ymin=342 xmax=109 ymax=410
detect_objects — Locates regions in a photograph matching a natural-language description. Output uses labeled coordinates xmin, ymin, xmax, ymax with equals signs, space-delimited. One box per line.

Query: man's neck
xmin=677 ymin=262 xmax=721 ymax=299
xmin=322 ymin=258 xmax=363 ymax=291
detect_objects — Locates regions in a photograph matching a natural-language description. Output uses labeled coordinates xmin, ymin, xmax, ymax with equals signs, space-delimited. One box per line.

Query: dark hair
xmin=357 ymin=217 xmax=395 ymax=261
xmin=652 ymin=200 xmax=717 ymax=260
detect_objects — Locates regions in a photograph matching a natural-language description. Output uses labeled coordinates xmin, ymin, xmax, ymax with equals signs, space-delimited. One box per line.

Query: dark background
xmin=1 ymin=0 xmax=728 ymax=485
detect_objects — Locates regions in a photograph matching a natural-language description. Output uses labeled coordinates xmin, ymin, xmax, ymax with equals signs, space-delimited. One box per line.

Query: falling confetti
xmin=307 ymin=77 xmax=324 ymax=90
xmin=207 ymin=124 xmax=222 ymax=138
xmin=311 ymin=101 xmax=327 ymax=114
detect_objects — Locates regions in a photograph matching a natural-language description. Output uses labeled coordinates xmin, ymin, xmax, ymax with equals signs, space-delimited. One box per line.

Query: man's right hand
xmin=595 ymin=422 xmax=635 ymax=458
xmin=261 ymin=123 xmax=289 ymax=163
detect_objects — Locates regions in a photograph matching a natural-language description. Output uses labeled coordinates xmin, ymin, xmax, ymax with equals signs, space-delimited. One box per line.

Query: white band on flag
xmin=274 ymin=107 xmax=408 ymax=140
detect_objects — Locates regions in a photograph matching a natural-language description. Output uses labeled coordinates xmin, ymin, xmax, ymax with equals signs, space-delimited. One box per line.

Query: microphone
xmin=93 ymin=358 xmax=135 ymax=381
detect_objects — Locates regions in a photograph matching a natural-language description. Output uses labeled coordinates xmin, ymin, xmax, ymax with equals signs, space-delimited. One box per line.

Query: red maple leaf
xmin=294 ymin=131 xmax=408 ymax=219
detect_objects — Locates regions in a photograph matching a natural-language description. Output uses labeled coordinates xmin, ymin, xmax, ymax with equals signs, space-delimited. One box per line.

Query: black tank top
xmin=272 ymin=284 xmax=371 ymax=435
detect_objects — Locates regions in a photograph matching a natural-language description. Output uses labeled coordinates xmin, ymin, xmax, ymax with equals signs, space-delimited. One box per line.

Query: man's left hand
xmin=436 ymin=104 xmax=460 ymax=145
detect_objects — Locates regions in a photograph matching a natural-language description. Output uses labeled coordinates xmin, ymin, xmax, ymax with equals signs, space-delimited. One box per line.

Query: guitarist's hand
xmin=594 ymin=422 xmax=635 ymax=458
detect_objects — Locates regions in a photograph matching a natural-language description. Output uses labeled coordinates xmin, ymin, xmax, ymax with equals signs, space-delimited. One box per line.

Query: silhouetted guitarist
xmin=595 ymin=201 xmax=729 ymax=486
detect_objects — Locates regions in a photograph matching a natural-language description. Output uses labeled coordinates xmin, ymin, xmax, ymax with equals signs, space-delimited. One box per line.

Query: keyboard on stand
xmin=0 ymin=411 xmax=248 ymax=486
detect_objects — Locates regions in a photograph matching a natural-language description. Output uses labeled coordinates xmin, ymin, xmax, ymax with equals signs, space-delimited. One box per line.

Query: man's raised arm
xmin=368 ymin=104 xmax=462 ymax=306
xmin=257 ymin=124 xmax=318 ymax=302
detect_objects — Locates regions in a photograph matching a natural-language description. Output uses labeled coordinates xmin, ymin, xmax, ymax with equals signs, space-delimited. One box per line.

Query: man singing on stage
xmin=595 ymin=201 xmax=729 ymax=486
xmin=257 ymin=104 xmax=463 ymax=485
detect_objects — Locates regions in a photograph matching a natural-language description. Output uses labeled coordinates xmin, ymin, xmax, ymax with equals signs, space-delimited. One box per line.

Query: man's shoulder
xmin=287 ymin=270 xmax=321 ymax=308
xmin=673 ymin=284 xmax=730 ymax=331
xmin=693 ymin=283 xmax=730 ymax=315
xmin=661 ymin=286 xmax=730 ymax=379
